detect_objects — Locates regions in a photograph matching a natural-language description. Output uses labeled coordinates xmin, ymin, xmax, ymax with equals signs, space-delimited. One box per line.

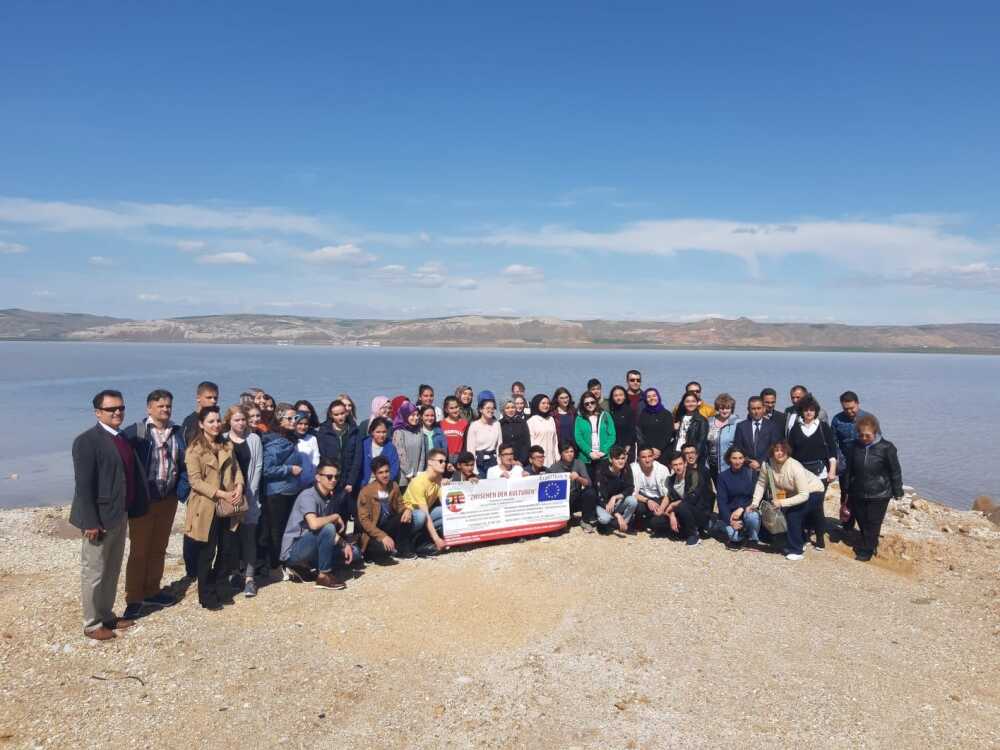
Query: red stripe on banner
xmin=444 ymin=521 xmax=568 ymax=546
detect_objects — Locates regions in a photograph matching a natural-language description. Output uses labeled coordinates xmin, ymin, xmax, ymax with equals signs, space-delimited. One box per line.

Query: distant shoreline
xmin=2 ymin=337 xmax=999 ymax=356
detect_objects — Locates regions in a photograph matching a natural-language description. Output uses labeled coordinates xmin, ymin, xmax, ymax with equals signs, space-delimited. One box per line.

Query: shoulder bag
xmin=758 ymin=464 xmax=788 ymax=534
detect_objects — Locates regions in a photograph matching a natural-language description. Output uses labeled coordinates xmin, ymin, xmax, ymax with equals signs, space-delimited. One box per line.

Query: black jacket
xmin=317 ymin=420 xmax=362 ymax=490
xmin=843 ymin=438 xmax=903 ymax=501
xmin=70 ymin=424 xmax=150 ymax=530
xmin=637 ymin=410 xmax=674 ymax=455
xmin=732 ymin=417 xmax=783 ymax=465
xmin=499 ymin=415 xmax=531 ymax=465
xmin=596 ymin=462 xmax=635 ymax=502
xmin=609 ymin=404 xmax=638 ymax=452
xmin=674 ymin=412 xmax=709 ymax=457
xmin=667 ymin=467 xmax=714 ymax=517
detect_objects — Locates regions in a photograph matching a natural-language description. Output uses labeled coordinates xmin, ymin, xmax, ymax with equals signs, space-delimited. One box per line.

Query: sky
xmin=1 ymin=1 xmax=999 ymax=324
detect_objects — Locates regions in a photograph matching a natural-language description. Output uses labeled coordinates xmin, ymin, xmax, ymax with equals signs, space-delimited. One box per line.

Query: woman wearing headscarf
xmin=454 ymin=385 xmax=477 ymax=423
xmin=637 ymin=387 xmax=674 ymax=465
xmin=391 ymin=401 xmax=426 ymax=491
xmin=390 ymin=395 xmax=409 ymax=421
xmin=359 ymin=395 xmax=392 ymax=439
xmin=527 ymin=394 xmax=559 ymax=465
xmin=499 ymin=400 xmax=531 ymax=465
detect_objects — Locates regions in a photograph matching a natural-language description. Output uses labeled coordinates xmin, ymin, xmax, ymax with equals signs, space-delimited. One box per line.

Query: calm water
xmin=1 ymin=341 xmax=996 ymax=510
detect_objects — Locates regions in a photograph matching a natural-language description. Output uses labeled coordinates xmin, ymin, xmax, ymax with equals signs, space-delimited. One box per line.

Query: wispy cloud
xmin=196 ymin=251 xmax=256 ymax=265
xmin=866 ymin=262 xmax=1000 ymax=290
xmin=0 ymin=240 xmax=28 ymax=254
xmin=300 ymin=243 xmax=376 ymax=266
xmin=88 ymin=255 xmax=113 ymax=266
xmin=176 ymin=239 xmax=206 ymax=252
xmin=502 ymin=263 xmax=544 ymax=282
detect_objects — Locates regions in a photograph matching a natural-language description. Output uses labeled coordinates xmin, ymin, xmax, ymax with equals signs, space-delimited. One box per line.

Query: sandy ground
xmin=1 ymin=488 xmax=998 ymax=749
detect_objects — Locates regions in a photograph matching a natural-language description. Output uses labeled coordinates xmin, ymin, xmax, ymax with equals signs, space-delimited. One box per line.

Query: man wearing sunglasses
xmin=70 ymin=390 xmax=151 ymax=640
xmin=280 ymin=458 xmax=353 ymax=590
xmin=624 ymin=370 xmax=643 ymax=421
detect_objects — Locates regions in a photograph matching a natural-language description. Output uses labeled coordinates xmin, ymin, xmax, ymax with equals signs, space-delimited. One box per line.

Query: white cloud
xmin=88 ymin=255 xmax=113 ymax=266
xmin=454 ymin=278 xmax=478 ymax=290
xmin=416 ymin=261 xmax=446 ymax=274
xmin=870 ymin=262 xmax=1000 ymax=290
xmin=0 ymin=197 xmax=330 ymax=236
xmin=300 ymin=243 xmax=376 ymax=266
xmin=449 ymin=217 xmax=993 ymax=276
xmin=0 ymin=240 xmax=27 ymax=254
xmin=137 ymin=293 xmax=162 ymax=302
xmin=176 ymin=240 xmax=206 ymax=252
xmin=196 ymin=252 xmax=256 ymax=265
xmin=378 ymin=264 xmax=407 ymax=274
xmin=502 ymin=263 xmax=543 ymax=277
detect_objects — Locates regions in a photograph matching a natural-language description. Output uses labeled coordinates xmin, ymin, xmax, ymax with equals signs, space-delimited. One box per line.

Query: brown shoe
xmin=110 ymin=618 xmax=137 ymax=630
xmin=314 ymin=572 xmax=346 ymax=590
xmin=85 ymin=626 xmax=117 ymax=641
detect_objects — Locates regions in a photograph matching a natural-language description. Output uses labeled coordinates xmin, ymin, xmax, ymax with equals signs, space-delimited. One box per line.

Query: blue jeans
xmin=410 ymin=506 xmax=443 ymax=542
xmin=783 ymin=501 xmax=809 ymax=555
xmin=595 ymin=494 xmax=638 ymax=528
xmin=720 ymin=509 xmax=761 ymax=543
xmin=284 ymin=524 xmax=341 ymax=572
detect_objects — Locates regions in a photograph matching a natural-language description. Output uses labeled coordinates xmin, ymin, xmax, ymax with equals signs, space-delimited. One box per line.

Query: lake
xmin=0 ymin=341 xmax=995 ymax=510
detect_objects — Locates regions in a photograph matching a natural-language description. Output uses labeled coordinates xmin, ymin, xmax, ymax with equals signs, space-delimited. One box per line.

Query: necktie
xmin=753 ymin=421 xmax=760 ymax=449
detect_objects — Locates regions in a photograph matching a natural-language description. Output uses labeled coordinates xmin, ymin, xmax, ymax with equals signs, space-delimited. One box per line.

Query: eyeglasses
xmin=628 ymin=377 xmax=641 ymax=383
xmin=430 ymin=458 xmax=446 ymax=464
xmin=318 ymin=473 xmax=338 ymax=481
xmin=690 ymin=389 xmax=701 ymax=395
xmin=499 ymin=452 xmax=514 ymax=458
xmin=97 ymin=405 xmax=125 ymax=413
xmin=582 ymin=401 xmax=596 ymax=408
xmin=280 ymin=415 xmax=295 ymax=421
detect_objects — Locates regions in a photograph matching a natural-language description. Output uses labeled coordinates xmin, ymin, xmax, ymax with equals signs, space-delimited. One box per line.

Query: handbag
xmin=214 ymin=455 xmax=247 ymax=518
xmin=475 ymin=449 xmax=497 ymax=474
xmin=758 ymin=464 xmax=788 ymax=534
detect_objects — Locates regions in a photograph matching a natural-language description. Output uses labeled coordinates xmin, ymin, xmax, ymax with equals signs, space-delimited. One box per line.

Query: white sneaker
xmin=785 ymin=553 xmax=804 ymax=561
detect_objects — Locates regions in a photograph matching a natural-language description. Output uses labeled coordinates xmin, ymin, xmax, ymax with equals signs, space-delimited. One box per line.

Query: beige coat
xmin=751 ymin=456 xmax=824 ymax=509
xmin=184 ymin=438 xmax=244 ymax=542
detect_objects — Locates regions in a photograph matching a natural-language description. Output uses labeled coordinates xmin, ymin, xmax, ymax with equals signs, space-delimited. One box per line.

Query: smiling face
xmin=557 ymin=392 xmax=570 ymax=408
xmin=502 ymin=401 xmax=516 ymax=418
xmin=842 ymin=399 xmax=860 ymax=419
xmin=419 ymin=388 xmax=434 ymax=406
xmin=370 ymin=423 xmax=388 ymax=445
xmin=611 ymin=452 xmax=628 ymax=471
xmin=480 ymin=402 xmax=496 ymax=420
xmin=406 ymin=410 xmax=420 ymax=428
xmin=514 ymin=395 xmax=526 ymax=413
xmin=645 ymin=390 xmax=659 ymax=408
xmin=581 ymin=397 xmax=597 ymax=414
xmin=294 ymin=416 xmax=310 ymax=436
xmin=146 ymin=397 xmax=172 ymax=426
xmin=529 ymin=451 xmax=545 ymax=469
xmin=727 ymin=449 xmax=746 ymax=471
xmin=748 ymin=400 xmax=765 ymax=420
xmin=717 ymin=404 xmax=733 ymax=420
xmin=536 ymin=397 xmax=551 ymax=415
xmin=95 ymin=394 xmax=126 ymax=429
xmin=247 ymin=408 xmax=262 ymax=429
xmin=200 ymin=410 xmax=222 ymax=439
xmin=498 ymin=446 xmax=515 ymax=470
xmin=683 ymin=394 xmax=698 ymax=414
xmin=421 ymin=408 xmax=436 ymax=428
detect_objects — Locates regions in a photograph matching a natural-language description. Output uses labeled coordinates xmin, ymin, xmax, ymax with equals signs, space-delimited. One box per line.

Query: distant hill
xmin=2 ymin=308 xmax=999 ymax=353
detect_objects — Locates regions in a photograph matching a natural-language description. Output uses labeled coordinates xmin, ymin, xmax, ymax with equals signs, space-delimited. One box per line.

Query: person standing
xmin=527 ymin=394 xmax=559 ymax=466
xmin=830 ymin=390 xmax=871 ymax=528
xmin=586 ymin=378 xmax=610 ymax=412
xmin=706 ymin=393 xmax=739 ymax=480
xmin=259 ymin=404 xmax=304 ymax=575
xmin=607 ymin=385 xmax=638 ymax=462
xmin=574 ymin=394 xmax=616 ymax=470
xmin=637 ymin=388 xmax=674 ymax=465
xmin=358 ymin=396 xmax=392 ymax=441
xmin=624 ymin=370 xmax=644 ymax=422
xmin=392 ymin=401 xmax=428 ymax=490
xmin=842 ymin=415 xmax=903 ymax=562
xmin=454 ymin=385 xmax=477 ymax=422
xmin=417 ymin=384 xmax=444 ymax=422
xmin=732 ymin=397 xmax=783 ymax=474
xmin=499 ymin=400 xmax=531 ymax=465
xmin=71 ymin=390 xmax=150 ymax=640
xmin=121 ymin=389 xmax=187 ymax=619
xmin=359 ymin=417 xmax=400 ymax=486
xmin=182 ymin=381 xmax=219 ymax=444
xmin=680 ymin=381 xmax=716 ymax=419
xmin=222 ymin=405 xmax=262 ymax=597
xmin=440 ymin=396 xmax=469 ymax=473
xmin=316 ymin=400 xmax=361 ymax=499
xmin=672 ymin=391 xmax=709 ymax=457
xmin=787 ymin=394 xmax=838 ymax=550
xmin=759 ymin=388 xmax=779 ymax=421
xmin=293 ymin=411 xmax=321 ymax=490
xmin=783 ymin=385 xmax=830 ymax=435
xmin=183 ymin=406 xmax=245 ymax=609
xmin=552 ymin=387 xmax=577 ymax=447
xmin=464 ymin=394 xmax=502 ymax=478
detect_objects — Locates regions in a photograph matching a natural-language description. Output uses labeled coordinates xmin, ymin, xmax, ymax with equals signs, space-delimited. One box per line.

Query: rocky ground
xmin=1 ymin=487 xmax=998 ymax=749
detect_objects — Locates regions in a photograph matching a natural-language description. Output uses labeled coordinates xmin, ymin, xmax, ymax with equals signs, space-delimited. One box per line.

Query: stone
xmin=987 ymin=507 xmax=1000 ymax=527
xmin=911 ymin=498 xmax=930 ymax=513
xmin=972 ymin=496 xmax=996 ymax=513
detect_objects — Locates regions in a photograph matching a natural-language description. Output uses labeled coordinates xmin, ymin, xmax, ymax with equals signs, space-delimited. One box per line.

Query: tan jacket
xmin=356 ymin=481 xmax=404 ymax=553
xmin=184 ymin=438 xmax=245 ymax=542
xmin=751 ymin=456 xmax=824 ymax=509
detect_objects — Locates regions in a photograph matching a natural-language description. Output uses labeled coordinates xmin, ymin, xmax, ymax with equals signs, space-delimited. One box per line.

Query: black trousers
xmin=190 ymin=516 xmax=225 ymax=605
xmin=571 ymin=486 xmax=598 ymax=523
xmin=855 ymin=497 xmax=890 ymax=556
xmin=260 ymin=493 xmax=297 ymax=569
xmin=220 ymin=521 xmax=257 ymax=576
xmin=635 ymin=499 xmax=671 ymax=534
xmin=673 ymin=501 xmax=710 ymax=538
xmin=803 ymin=490 xmax=827 ymax=547
xmin=365 ymin=511 xmax=413 ymax=558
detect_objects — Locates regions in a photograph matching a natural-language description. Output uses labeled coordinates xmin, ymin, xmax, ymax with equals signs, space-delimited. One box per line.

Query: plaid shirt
xmin=145 ymin=421 xmax=180 ymax=499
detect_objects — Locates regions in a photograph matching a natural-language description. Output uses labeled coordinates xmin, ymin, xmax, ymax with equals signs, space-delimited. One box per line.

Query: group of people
xmin=70 ymin=372 xmax=903 ymax=641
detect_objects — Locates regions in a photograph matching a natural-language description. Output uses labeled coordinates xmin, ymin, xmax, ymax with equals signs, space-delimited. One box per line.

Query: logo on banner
xmin=445 ymin=489 xmax=466 ymax=513
xmin=537 ymin=479 xmax=568 ymax=502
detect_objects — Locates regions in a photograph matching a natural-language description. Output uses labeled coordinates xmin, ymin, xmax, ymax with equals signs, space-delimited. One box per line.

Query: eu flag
xmin=537 ymin=478 xmax=568 ymax=502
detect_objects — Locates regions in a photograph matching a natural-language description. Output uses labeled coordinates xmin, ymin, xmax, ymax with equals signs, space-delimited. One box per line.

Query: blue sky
xmin=1 ymin=1 xmax=998 ymax=323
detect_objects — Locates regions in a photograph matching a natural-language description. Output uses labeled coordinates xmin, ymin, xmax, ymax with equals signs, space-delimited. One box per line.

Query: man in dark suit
xmin=732 ymin=396 xmax=783 ymax=473
xmin=70 ymin=389 xmax=150 ymax=641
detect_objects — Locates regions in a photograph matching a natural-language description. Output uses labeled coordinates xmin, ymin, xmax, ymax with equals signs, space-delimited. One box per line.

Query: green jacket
xmin=574 ymin=412 xmax=617 ymax=464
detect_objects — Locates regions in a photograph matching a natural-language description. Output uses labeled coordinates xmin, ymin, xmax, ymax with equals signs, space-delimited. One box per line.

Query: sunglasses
xmin=317 ymin=473 xmax=339 ymax=481
xmin=97 ymin=405 xmax=125 ymax=413
xmin=582 ymin=401 xmax=596 ymax=407
xmin=628 ymin=378 xmax=641 ymax=382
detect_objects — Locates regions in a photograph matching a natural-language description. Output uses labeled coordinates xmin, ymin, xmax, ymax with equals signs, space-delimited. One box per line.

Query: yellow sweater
xmin=751 ymin=457 xmax=824 ymax=509
xmin=401 ymin=471 xmax=441 ymax=510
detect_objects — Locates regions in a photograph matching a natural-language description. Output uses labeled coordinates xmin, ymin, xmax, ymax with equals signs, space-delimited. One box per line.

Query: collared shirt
xmin=98 ymin=421 xmax=120 ymax=436
xmin=280 ymin=486 xmax=338 ymax=561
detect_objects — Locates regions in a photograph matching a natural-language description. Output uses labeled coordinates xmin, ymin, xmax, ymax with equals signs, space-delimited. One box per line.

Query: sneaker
xmin=785 ymin=553 xmax=804 ymax=561
xmin=416 ymin=542 xmax=440 ymax=557
xmin=812 ymin=543 xmax=826 ymax=551
xmin=243 ymin=578 xmax=258 ymax=598
xmin=395 ymin=548 xmax=416 ymax=559
xmin=855 ymin=552 xmax=872 ymax=562
xmin=314 ymin=572 xmax=347 ymax=590
xmin=143 ymin=591 xmax=177 ymax=607
xmin=122 ymin=602 xmax=145 ymax=620
xmin=725 ymin=540 xmax=742 ymax=551
xmin=580 ymin=519 xmax=596 ymax=534
xmin=686 ymin=535 xmax=701 ymax=546
xmin=283 ymin=566 xmax=306 ymax=583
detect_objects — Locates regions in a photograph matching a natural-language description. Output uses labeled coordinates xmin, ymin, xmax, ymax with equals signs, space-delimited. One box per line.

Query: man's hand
xmin=748 ymin=459 xmax=761 ymax=471
xmin=381 ymin=536 xmax=397 ymax=553
xmin=342 ymin=544 xmax=354 ymax=565
xmin=646 ymin=499 xmax=659 ymax=514
xmin=290 ymin=465 xmax=303 ymax=477
xmin=329 ymin=514 xmax=345 ymax=533
xmin=83 ymin=528 xmax=102 ymax=542
xmin=401 ymin=508 xmax=412 ymax=524
xmin=343 ymin=484 xmax=353 ymax=495
xmin=669 ymin=514 xmax=679 ymax=534
xmin=570 ymin=471 xmax=580 ymax=483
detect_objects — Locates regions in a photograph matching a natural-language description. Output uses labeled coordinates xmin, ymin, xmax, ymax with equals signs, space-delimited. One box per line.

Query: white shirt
xmin=588 ymin=415 xmax=600 ymax=452
xmin=486 ymin=464 xmax=526 ymax=480
xmin=630 ymin=460 xmax=672 ymax=500
xmin=98 ymin=421 xmax=120 ymax=436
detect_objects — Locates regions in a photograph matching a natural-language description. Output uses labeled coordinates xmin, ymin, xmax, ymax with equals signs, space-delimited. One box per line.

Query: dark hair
xmin=587 ymin=378 xmax=601 ymax=389
xmin=579 ymin=393 xmax=600 ymax=412
xmin=610 ymin=445 xmax=629 ymax=460
xmin=498 ymin=442 xmax=515 ymax=455
xmin=443 ymin=395 xmax=459 ymax=410
xmin=326 ymin=399 xmax=349 ymax=421
xmin=427 ymin=448 xmax=447 ymax=463
xmin=713 ymin=392 xmax=735 ymax=411
xmin=418 ymin=384 xmax=433 ymax=397
xmin=797 ymin=394 xmax=821 ymax=416
xmin=558 ymin=440 xmax=577 ymax=456
xmin=626 ymin=369 xmax=641 ymax=381
xmin=196 ymin=381 xmax=219 ymax=396
xmin=511 ymin=381 xmax=525 ymax=390
xmin=528 ymin=445 xmax=545 ymax=457
xmin=368 ymin=416 xmax=391 ymax=435
xmin=790 ymin=384 xmax=808 ymax=396
xmin=456 ymin=451 xmax=475 ymax=464
xmin=681 ymin=442 xmax=698 ymax=454
xmin=747 ymin=395 xmax=764 ymax=408
xmin=637 ymin=444 xmax=655 ymax=456
xmin=552 ymin=387 xmax=575 ymax=412
xmin=724 ymin=445 xmax=745 ymax=464
xmin=262 ymin=394 xmax=275 ymax=410
xmin=768 ymin=440 xmax=792 ymax=459
xmin=197 ymin=405 xmax=220 ymax=422
xmin=92 ymin=389 xmax=123 ymax=409
xmin=759 ymin=387 xmax=777 ymax=399
xmin=529 ymin=394 xmax=552 ymax=419
xmin=667 ymin=451 xmax=685 ymax=464
xmin=318 ymin=457 xmax=340 ymax=472
xmin=370 ymin=455 xmax=390 ymax=473
xmin=840 ymin=390 xmax=859 ymax=404
xmin=418 ymin=404 xmax=437 ymax=421
xmin=685 ymin=381 xmax=701 ymax=390
xmin=673 ymin=390 xmax=700 ymax=420
xmin=294 ymin=400 xmax=320 ymax=430
xmin=608 ymin=385 xmax=627 ymax=407
xmin=856 ymin=414 xmax=880 ymax=433
xmin=189 ymin=405 xmax=222 ymax=453
xmin=146 ymin=389 xmax=173 ymax=405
